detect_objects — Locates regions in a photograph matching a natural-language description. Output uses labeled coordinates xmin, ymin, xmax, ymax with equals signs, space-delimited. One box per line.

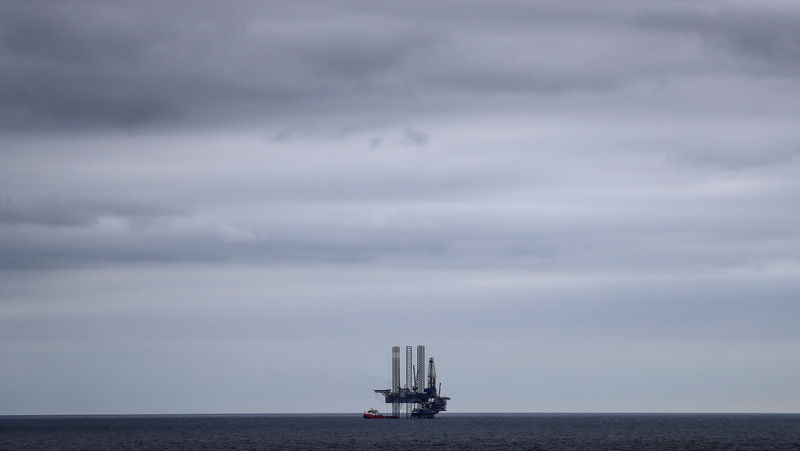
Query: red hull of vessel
xmin=363 ymin=413 xmax=398 ymax=419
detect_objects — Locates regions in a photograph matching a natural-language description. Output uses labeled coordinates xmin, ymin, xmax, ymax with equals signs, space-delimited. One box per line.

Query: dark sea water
xmin=1 ymin=413 xmax=799 ymax=450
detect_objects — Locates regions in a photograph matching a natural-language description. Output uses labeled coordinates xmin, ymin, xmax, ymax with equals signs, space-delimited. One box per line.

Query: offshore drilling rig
xmin=373 ymin=345 xmax=450 ymax=418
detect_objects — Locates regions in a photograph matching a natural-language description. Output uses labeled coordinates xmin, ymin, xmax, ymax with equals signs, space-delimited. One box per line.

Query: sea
xmin=1 ymin=413 xmax=799 ymax=450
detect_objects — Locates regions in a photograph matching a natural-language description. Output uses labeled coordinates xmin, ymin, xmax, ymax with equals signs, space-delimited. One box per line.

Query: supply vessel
xmin=362 ymin=408 xmax=396 ymax=419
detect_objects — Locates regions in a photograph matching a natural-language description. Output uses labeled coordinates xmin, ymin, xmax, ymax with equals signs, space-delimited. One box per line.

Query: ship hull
xmin=363 ymin=413 xmax=398 ymax=419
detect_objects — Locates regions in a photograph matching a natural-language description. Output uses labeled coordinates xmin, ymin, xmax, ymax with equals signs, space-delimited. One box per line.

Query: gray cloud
xmin=3 ymin=1 xmax=799 ymax=131
xmin=0 ymin=195 xmax=184 ymax=227
xmin=637 ymin=3 xmax=800 ymax=74
xmin=401 ymin=128 xmax=428 ymax=146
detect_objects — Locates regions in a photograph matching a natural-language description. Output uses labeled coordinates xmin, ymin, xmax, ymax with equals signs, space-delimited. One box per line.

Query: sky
xmin=1 ymin=0 xmax=799 ymax=414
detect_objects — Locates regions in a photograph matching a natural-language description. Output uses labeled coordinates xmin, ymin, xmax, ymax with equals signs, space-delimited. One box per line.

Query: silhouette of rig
xmin=373 ymin=345 xmax=450 ymax=418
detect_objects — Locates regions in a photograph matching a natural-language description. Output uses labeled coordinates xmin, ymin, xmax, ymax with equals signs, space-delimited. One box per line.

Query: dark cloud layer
xmin=2 ymin=1 xmax=799 ymax=130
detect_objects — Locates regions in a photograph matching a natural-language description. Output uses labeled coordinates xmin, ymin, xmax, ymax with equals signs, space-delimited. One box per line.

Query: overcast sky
xmin=2 ymin=0 xmax=799 ymax=414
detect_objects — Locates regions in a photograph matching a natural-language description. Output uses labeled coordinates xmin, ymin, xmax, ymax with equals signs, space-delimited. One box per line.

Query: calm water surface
xmin=1 ymin=413 xmax=799 ymax=450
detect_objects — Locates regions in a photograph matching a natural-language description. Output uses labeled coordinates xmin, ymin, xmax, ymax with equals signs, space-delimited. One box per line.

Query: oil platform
xmin=372 ymin=345 xmax=450 ymax=418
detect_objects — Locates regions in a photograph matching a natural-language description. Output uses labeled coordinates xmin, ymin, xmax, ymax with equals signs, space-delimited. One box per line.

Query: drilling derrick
xmin=372 ymin=345 xmax=451 ymax=419
xmin=391 ymin=346 xmax=400 ymax=417
xmin=405 ymin=346 xmax=413 ymax=391
xmin=405 ymin=346 xmax=413 ymax=416
xmin=428 ymin=357 xmax=436 ymax=390
xmin=416 ymin=345 xmax=425 ymax=393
